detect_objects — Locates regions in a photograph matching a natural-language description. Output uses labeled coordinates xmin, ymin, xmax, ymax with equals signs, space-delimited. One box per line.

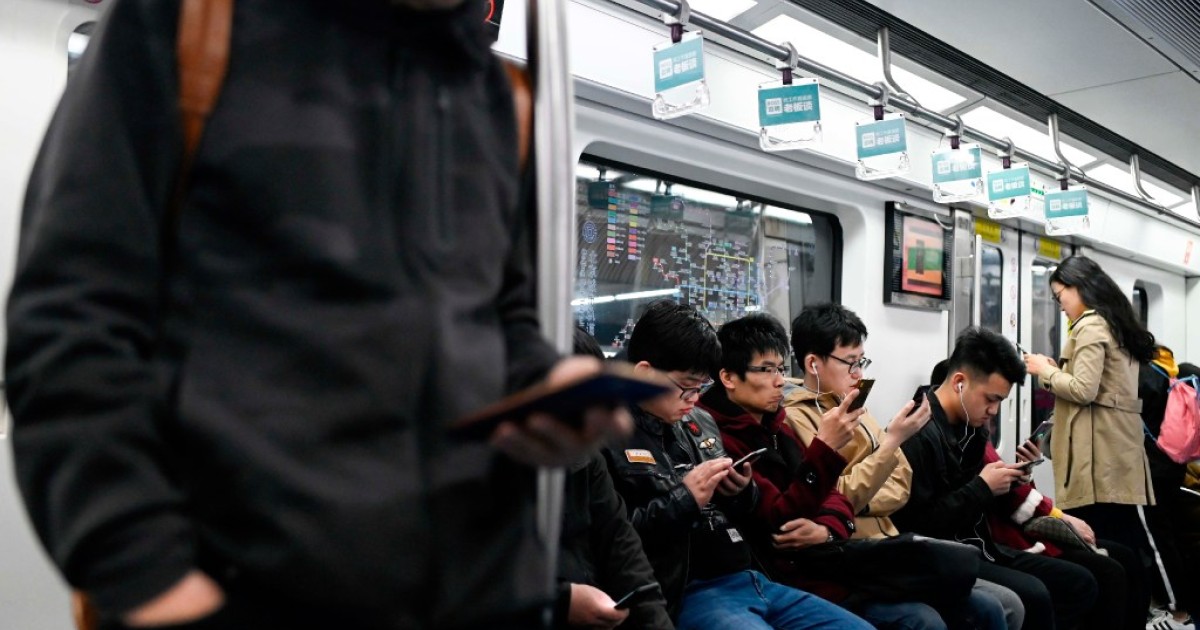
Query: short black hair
xmin=945 ymin=327 xmax=1025 ymax=386
xmin=790 ymin=303 xmax=868 ymax=360
xmin=573 ymin=326 xmax=605 ymax=360
xmin=930 ymin=359 xmax=949 ymax=387
xmin=626 ymin=299 xmax=720 ymax=376
xmin=717 ymin=314 xmax=790 ymax=379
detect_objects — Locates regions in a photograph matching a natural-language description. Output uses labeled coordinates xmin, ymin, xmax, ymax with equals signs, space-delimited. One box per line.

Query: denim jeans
xmin=676 ymin=570 xmax=873 ymax=630
xmin=855 ymin=600 xmax=947 ymax=630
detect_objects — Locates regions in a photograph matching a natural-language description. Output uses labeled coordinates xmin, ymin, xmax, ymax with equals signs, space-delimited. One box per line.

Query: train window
xmin=1030 ymin=261 xmax=1061 ymax=430
xmin=979 ymin=246 xmax=1003 ymax=334
xmin=573 ymin=158 xmax=839 ymax=353
xmin=1131 ymin=283 xmax=1148 ymax=327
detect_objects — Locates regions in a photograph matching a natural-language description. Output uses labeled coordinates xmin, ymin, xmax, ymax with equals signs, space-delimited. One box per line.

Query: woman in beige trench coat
xmin=1022 ymin=256 xmax=1157 ymax=561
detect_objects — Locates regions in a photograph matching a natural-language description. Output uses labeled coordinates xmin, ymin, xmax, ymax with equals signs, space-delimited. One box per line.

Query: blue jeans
xmin=855 ymin=600 xmax=947 ymax=630
xmin=676 ymin=571 xmax=873 ymax=630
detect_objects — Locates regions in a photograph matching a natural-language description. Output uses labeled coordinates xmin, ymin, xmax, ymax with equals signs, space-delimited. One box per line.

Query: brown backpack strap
xmin=502 ymin=60 xmax=532 ymax=173
xmin=177 ymin=0 xmax=233 ymax=164
xmin=70 ymin=4 xmax=232 ymax=627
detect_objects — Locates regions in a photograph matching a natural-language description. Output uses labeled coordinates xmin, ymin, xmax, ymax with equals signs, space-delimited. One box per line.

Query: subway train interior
xmin=3 ymin=0 xmax=1200 ymax=627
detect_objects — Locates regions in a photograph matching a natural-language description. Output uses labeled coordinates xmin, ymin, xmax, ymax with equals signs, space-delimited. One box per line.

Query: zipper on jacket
xmin=433 ymin=85 xmax=454 ymax=249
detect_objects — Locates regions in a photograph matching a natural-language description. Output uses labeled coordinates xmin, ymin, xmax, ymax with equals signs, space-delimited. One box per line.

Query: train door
xmin=1019 ymin=234 xmax=1071 ymax=494
xmin=950 ymin=210 xmax=1021 ymax=459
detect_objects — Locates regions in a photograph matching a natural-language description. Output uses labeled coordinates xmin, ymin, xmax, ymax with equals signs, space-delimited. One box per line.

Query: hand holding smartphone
xmin=845 ymin=379 xmax=875 ymax=412
xmin=906 ymin=385 xmax=929 ymax=416
xmin=613 ymin=583 xmax=658 ymax=610
xmin=1015 ymin=458 xmax=1044 ymax=472
xmin=732 ymin=447 xmax=768 ymax=470
xmin=449 ymin=363 xmax=669 ymax=441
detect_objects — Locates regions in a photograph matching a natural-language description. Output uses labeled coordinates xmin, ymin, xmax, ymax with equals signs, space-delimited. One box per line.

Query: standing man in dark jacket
xmin=603 ymin=300 xmax=870 ymax=630
xmin=5 ymin=1 xmax=626 ymax=629
xmin=894 ymin=328 xmax=1097 ymax=630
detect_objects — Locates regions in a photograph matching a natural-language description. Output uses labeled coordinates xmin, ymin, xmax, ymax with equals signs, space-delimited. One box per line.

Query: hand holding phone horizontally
xmin=454 ymin=360 xmax=666 ymax=440
xmin=732 ymin=447 xmax=768 ymax=470
xmin=613 ymin=583 xmax=659 ymax=610
xmin=472 ymin=358 xmax=666 ymax=467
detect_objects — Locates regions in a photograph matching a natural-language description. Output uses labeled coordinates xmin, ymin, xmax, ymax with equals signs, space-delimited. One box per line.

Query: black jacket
xmin=893 ymin=392 xmax=1012 ymax=562
xmin=602 ymin=408 xmax=759 ymax=618
xmin=555 ymin=456 xmax=674 ymax=629
xmin=5 ymin=1 xmax=558 ymax=626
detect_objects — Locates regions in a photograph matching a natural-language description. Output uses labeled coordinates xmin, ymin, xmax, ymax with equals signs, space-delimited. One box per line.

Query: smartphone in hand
xmin=1015 ymin=458 xmax=1044 ymax=472
xmin=1029 ymin=419 xmax=1053 ymax=444
xmin=906 ymin=385 xmax=929 ymax=416
xmin=732 ymin=447 xmax=768 ymax=469
xmin=613 ymin=583 xmax=659 ymax=610
xmin=845 ymin=379 xmax=875 ymax=412
xmin=449 ymin=363 xmax=668 ymax=441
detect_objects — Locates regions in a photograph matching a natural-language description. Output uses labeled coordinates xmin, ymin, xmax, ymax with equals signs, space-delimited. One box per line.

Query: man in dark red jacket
xmin=702 ymin=313 xmax=951 ymax=629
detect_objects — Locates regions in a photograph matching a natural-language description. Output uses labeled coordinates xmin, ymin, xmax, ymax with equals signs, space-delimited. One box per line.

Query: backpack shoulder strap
xmin=501 ymin=60 xmax=532 ymax=174
xmin=177 ymin=0 xmax=233 ymax=165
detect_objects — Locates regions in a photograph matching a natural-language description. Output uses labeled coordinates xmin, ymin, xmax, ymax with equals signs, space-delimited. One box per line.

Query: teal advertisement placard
xmin=856 ymin=118 xmax=907 ymax=159
xmin=931 ymin=146 xmax=982 ymax=184
xmin=653 ymin=37 xmax=705 ymax=93
xmin=987 ymin=166 xmax=1032 ymax=201
xmin=758 ymin=82 xmax=821 ymax=127
xmin=1045 ymin=189 xmax=1089 ymax=219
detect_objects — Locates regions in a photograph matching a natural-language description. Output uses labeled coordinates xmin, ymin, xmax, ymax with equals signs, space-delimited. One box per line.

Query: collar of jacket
xmin=1152 ymin=346 xmax=1180 ymax=378
xmin=632 ymin=405 xmax=668 ymax=437
xmin=322 ymin=0 xmax=493 ymax=68
xmin=782 ymin=378 xmax=840 ymax=411
xmin=927 ymin=389 xmax=988 ymax=464
xmin=697 ymin=384 xmax=784 ymax=432
xmin=1068 ymin=309 xmax=1098 ymax=332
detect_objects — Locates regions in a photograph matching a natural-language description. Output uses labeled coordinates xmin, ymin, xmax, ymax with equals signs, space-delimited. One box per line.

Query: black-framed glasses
xmin=827 ymin=354 xmax=871 ymax=373
xmin=664 ymin=374 xmax=714 ymax=401
xmin=1051 ymin=286 xmax=1065 ymax=305
xmin=745 ymin=364 xmax=789 ymax=378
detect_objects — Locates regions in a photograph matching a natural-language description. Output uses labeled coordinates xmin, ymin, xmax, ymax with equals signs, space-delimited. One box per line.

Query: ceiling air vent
xmin=1092 ymin=0 xmax=1200 ymax=75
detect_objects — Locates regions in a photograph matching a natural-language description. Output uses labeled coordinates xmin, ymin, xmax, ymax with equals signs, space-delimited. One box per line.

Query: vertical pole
xmin=528 ymin=0 xmax=576 ymax=624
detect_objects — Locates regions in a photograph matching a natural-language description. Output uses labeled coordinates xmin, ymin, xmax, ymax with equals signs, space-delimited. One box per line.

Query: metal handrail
xmin=626 ymin=0 xmax=1200 ymax=232
xmin=529 ymin=0 xmax=575 ymax=610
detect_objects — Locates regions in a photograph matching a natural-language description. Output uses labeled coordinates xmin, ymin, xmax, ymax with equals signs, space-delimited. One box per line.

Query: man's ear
xmin=633 ymin=360 xmax=654 ymax=376
xmin=719 ymin=368 xmax=738 ymax=390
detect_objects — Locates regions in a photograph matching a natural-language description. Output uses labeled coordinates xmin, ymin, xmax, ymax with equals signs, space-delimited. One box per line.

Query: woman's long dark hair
xmin=1050 ymin=255 xmax=1156 ymax=362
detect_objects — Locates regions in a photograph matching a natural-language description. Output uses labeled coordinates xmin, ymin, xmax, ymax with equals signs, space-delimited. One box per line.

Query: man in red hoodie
xmin=701 ymin=313 xmax=965 ymax=629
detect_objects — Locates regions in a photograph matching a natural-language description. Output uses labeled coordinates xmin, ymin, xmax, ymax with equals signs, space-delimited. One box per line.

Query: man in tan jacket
xmin=782 ymin=303 xmax=1024 ymax=629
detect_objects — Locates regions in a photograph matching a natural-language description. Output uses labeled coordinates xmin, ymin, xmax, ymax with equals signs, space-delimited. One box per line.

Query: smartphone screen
xmin=732 ymin=447 xmax=768 ymax=469
xmin=845 ymin=379 xmax=875 ymax=412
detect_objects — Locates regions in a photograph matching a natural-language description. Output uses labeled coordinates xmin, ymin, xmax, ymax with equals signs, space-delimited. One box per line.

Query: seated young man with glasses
xmin=702 ymin=313 xmax=985 ymax=630
xmin=782 ymin=304 xmax=1020 ymax=630
xmin=602 ymin=300 xmax=871 ymax=630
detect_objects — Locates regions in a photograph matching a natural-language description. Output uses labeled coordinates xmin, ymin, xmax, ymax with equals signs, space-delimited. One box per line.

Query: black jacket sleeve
xmin=587 ymin=459 xmax=674 ymax=629
xmin=894 ymin=431 xmax=993 ymax=539
xmin=4 ymin=0 xmax=196 ymax=614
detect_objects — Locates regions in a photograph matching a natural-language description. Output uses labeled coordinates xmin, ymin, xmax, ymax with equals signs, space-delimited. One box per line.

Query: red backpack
xmin=1149 ymin=365 xmax=1200 ymax=464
